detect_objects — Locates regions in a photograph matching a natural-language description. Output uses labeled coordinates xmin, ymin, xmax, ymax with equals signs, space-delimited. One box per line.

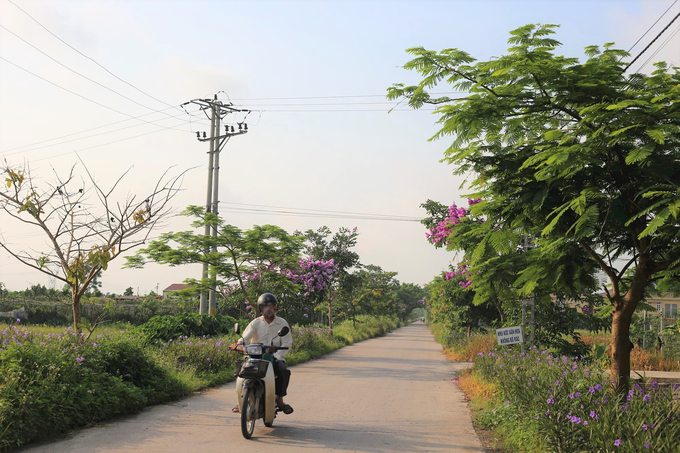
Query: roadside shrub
xmin=333 ymin=315 xmax=399 ymax=343
xmin=84 ymin=339 xmax=186 ymax=404
xmin=153 ymin=335 xmax=239 ymax=376
xmin=136 ymin=313 xmax=235 ymax=344
xmin=447 ymin=332 xmax=496 ymax=362
xmin=474 ymin=346 xmax=680 ymax=452
xmin=0 ymin=326 xmax=188 ymax=452
xmin=286 ymin=325 xmax=345 ymax=365
xmin=0 ymin=343 xmax=146 ymax=451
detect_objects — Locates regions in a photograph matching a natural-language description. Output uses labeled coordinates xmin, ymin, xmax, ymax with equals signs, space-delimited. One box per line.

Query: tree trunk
xmin=71 ymin=289 xmax=82 ymax=334
xmin=610 ymin=308 xmax=633 ymax=392
xmin=327 ymin=302 xmax=333 ymax=332
xmin=494 ymin=297 xmax=505 ymax=323
xmin=608 ymin=252 xmax=653 ymax=393
xmin=327 ymin=289 xmax=334 ymax=332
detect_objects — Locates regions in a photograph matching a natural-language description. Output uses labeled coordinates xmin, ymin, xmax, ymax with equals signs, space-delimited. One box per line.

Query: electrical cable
xmin=0 ymin=23 xmax=193 ymax=124
xmin=625 ymin=11 xmax=680 ymax=72
xmin=243 ymin=108 xmax=437 ymax=112
xmin=1 ymin=110 xmax=196 ymax=157
xmin=227 ymin=92 xmax=468 ymax=101
xmin=218 ymin=206 xmax=421 ymax=222
xmin=626 ymin=0 xmax=678 ymax=52
xmin=0 ymin=106 xmax=176 ymax=153
xmin=28 ymin=124 xmax=189 ymax=163
xmin=0 ymin=55 xmax=194 ymax=133
xmin=6 ymin=0 xmax=183 ymax=113
xmin=219 ymin=201 xmax=421 ymax=220
xmin=232 ymin=101 xmax=456 ymax=107
xmin=633 ymin=22 xmax=680 ymax=72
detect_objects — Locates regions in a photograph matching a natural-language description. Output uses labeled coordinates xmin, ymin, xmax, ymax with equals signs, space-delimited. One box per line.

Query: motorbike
xmin=232 ymin=323 xmax=290 ymax=439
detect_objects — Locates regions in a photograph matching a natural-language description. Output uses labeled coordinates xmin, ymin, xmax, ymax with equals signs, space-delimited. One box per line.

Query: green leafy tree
xmin=396 ymin=282 xmax=427 ymax=320
xmin=125 ymin=206 xmax=304 ymax=317
xmin=389 ymin=23 xmax=680 ymax=389
xmin=301 ymin=226 xmax=361 ymax=329
xmin=0 ymin=161 xmax=183 ymax=335
xmin=348 ymin=265 xmax=399 ymax=318
xmin=426 ymin=270 xmax=499 ymax=336
xmin=123 ymin=287 xmax=134 ymax=297
xmin=422 ymin=199 xmax=600 ymax=327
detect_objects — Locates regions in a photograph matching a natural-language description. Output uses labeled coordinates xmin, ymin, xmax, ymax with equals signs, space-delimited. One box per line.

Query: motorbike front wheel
xmin=241 ymin=387 xmax=257 ymax=439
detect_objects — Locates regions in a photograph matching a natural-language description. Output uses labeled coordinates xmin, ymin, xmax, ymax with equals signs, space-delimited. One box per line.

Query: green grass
xmin=0 ymin=322 xmax=135 ymax=337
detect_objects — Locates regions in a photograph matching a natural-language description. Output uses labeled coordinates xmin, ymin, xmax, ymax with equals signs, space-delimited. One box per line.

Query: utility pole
xmin=183 ymin=95 xmax=249 ymax=315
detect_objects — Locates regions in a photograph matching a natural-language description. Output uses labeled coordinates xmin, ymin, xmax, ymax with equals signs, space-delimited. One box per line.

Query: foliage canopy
xmin=390 ymin=23 xmax=680 ymax=387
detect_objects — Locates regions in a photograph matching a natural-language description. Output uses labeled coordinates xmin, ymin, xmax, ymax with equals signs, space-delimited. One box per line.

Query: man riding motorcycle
xmin=231 ymin=293 xmax=294 ymax=415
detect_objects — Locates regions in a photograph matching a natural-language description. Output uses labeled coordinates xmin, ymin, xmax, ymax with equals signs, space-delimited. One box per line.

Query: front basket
xmin=237 ymin=360 xmax=269 ymax=379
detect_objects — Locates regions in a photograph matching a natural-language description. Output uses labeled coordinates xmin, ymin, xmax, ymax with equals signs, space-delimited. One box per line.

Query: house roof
xmin=163 ymin=284 xmax=191 ymax=292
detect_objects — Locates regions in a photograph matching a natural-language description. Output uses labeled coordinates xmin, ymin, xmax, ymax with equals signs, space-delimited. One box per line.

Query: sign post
xmin=496 ymin=326 xmax=523 ymax=346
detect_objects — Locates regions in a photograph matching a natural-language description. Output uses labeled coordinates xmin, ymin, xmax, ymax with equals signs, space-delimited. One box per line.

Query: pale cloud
xmin=155 ymin=57 xmax=250 ymax=103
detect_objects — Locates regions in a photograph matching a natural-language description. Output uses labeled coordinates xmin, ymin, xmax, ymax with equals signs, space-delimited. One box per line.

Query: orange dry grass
xmin=445 ymin=334 xmax=497 ymax=362
xmin=457 ymin=369 xmax=497 ymax=400
xmin=580 ymin=331 xmax=609 ymax=346
xmin=581 ymin=331 xmax=680 ymax=372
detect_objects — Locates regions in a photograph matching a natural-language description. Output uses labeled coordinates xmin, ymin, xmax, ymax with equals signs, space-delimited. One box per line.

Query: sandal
xmin=232 ymin=406 xmax=240 ymax=413
xmin=277 ymin=404 xmax=294 ymax=415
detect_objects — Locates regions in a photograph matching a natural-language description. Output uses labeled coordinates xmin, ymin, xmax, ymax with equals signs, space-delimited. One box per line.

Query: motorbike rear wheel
xmin=241 ymin=387 xmax=257 ymax=439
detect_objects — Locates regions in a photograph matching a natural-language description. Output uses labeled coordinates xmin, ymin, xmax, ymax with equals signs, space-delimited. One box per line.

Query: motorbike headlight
xmin=244 ymin=344 xmax=263 ymax=355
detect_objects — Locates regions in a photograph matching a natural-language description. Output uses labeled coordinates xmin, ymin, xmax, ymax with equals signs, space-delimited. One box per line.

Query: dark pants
xmin=273 ymin=359 xmax=290 ymax=397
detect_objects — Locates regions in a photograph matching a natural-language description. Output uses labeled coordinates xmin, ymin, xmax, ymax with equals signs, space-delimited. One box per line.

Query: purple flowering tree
xmin=297 ymin=226 xmax=361 ymax=330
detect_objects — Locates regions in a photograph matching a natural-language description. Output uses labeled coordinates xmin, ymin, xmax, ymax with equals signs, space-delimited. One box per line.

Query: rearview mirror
xmin=278 ymin=326 xmax=289 ymax=337
xmin=234 ymin=323 xmax=240 ymax=335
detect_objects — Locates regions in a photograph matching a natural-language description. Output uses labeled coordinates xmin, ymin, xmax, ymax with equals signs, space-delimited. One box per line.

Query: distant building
xmin=571 ymin=293 xmax=678 ymax=321
xmin=0 ymin=306 xmax=27 ymax=320
xmin=163 ymin=284 xmax=192 ymax=299
xmin=647 ymin=293 xmax=679 ymax=320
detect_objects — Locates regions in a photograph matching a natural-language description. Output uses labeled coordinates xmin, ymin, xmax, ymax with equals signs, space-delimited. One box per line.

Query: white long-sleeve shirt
xmin=240 ymin=316 xmax=293 ymax=361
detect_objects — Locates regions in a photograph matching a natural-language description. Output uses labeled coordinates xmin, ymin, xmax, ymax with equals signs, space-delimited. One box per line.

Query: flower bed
xmin=473 ymin=346 xmax=680 ymax=452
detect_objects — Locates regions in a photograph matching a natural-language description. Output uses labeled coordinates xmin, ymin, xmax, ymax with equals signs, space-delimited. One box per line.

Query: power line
xmin=1 ymin=110 xmax=195 ymax=158
xmin=627 ymin=0 xmax=678 ymax=52
xmin=219 ymin=206 xmax=421 ymax=222
xmin=236 ymin=101 xmax=424 ymax=106
xmin=633 ymin=22 xmax=680 ymax=73
xmin=6 ymin=0 xmax=181 ymax=113
xmin=0 ymin=106 xmax=175 ymax=153
xmin=0 ymin=103 xmax=210 ymax=155
xmin=218 ymin=202 xmax=422 ymax=222
xmin=246 ymin=108 xmax=437 ymax=113
xmin=0 ymin=55 xmax=193 ymax=133
xmin=220 ymin=201 xmax=421 ymax=219
xmin=227 ymin=92 xmax=467 ymax=101
xmin=28 ymin=125 xmax=188 ymax=163
xmin=625 ymin=10 xmax=680 ymax=72
xmin=0 ymin=23 xmax=187 ymax=123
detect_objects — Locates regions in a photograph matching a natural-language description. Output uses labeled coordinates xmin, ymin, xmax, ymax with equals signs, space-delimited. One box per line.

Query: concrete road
xmin=21 ymin=323 xmax=484 ymax=453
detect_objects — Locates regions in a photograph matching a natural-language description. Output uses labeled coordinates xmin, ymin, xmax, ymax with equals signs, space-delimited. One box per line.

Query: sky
xmin=0 ymin=0 xmax=678 ymax=295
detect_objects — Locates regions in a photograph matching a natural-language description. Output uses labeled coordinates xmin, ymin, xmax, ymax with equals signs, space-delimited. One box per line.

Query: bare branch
xmin=0 ymin=159 xmax=189 ymax=334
